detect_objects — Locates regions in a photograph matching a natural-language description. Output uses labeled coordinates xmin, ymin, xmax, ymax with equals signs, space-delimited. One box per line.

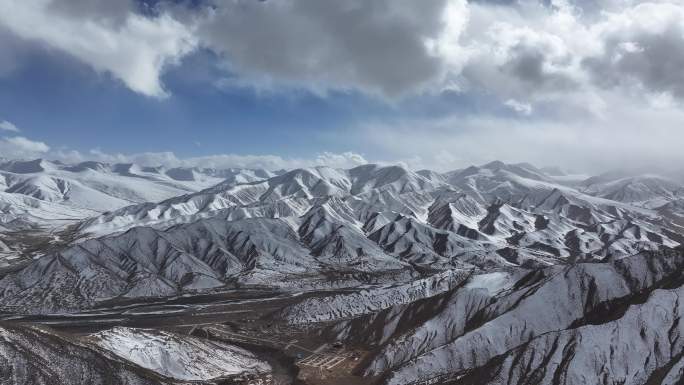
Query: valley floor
xmin=0 ymin=289 xmax=379 ymax=385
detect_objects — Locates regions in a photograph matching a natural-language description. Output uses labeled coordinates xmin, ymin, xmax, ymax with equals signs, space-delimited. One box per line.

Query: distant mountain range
xmin=0 ymin=158 xmax=280 ymax=226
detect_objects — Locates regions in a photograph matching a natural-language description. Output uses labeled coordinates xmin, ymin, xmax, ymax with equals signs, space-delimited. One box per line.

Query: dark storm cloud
xmin=0 ymin=0 xmax=455 ymax=98
xmin=503 ymin=43 xmax=577 ymax=91
xmin=197 ymin=0 xmax=450 ymax=97
xmin=585 ymin=23 xmax=684 ymax=99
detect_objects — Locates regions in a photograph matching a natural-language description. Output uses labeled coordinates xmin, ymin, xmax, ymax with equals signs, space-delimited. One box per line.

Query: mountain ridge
xmin=1 ymin=159 xmax=683 ymax=384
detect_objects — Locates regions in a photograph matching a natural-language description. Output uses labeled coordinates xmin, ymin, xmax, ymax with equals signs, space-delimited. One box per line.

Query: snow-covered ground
xmin=282 ymin=269 xmax=471 ymax=324
xmin=463 ymin=271 xmax=514 ymax=295
xmin=91 ymin=327 xmax=270 ymax=380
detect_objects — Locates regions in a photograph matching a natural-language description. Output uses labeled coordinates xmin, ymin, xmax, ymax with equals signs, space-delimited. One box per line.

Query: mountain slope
xmin=79 ymin=162 xmax=682 ymax=267
xmin=0 ymin=324 xmax=271 ymax=385
xmin=581 ymin=174 xmax=684 ymax=208
xmin=80 ymin=164 xmax=446 ymax=236
xmin=0 ymin=324 xmax=170 ymax=385
xmin=322 ymin=250 xmax=684 ymax=385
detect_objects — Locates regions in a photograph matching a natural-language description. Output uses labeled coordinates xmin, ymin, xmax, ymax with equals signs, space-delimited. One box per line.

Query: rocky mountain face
xmin=0 ymin=160 xmax=683 ymax=384
xmin=295 ymin=249 xmax=682 ymax=385
xmin=360 ymin=250 xmax=684 ymax=385
xmin=0 ymin=324 xmax=171 ymax=385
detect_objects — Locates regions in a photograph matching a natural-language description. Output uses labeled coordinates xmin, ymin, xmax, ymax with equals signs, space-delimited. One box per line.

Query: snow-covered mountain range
xmin=1 ymin=160 xmax=684 ymax=311
xmin=1 ymin=159 xmax=683 ymax=384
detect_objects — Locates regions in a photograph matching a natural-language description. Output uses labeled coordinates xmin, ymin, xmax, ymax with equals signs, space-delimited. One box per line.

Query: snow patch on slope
xmin=463 ymin=271 xmax=513 ymax=295
xmin=92 ymin=327 xmax=270 ymax=381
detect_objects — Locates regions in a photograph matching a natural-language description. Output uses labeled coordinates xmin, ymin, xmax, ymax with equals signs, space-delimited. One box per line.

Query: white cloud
xmin=504 ymin=99 xmax=533 ymax=115
xmin=197 ymin=0 xmax=454 ymax=98
xmin=582 ymin=2 xmax=684 ymax=99
xmin=46 ymin=147 xmax=369 ymax=171
xmin=6 ymin=136 xmax=50 ymax=152
xmin=0 ymin=120 xmax=19 ymax=132
xmin=0 ymin=136 xmax=50 ymax=158
xmin=2 ymin=0 xmax=684 ymax=105
xmin=313 ymin=152 xmax=368 ymax=169
xmin=3 ymin=116 xmax=682 ymax=174
xmin=197 ymin=0 xmax=684 ymax=106
xmin=342 ymin=90 xmax=684 ymax=173
xmin=0 ymin=0 xmax=197 ymax=98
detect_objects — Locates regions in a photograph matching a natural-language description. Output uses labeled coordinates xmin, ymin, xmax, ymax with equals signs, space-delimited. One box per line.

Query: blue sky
xmin=0 ymin=41 xmax=482 ymax=162
xmin=0 ymin=47 xmax=370 ymax=157
xmin=0 ymin=0 xmax=683 ymax=172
